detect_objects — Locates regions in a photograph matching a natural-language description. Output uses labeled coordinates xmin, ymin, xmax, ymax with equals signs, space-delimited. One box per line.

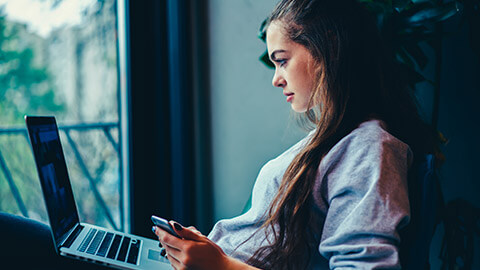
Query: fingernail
xmin=173 ymin=222 xmax=183 ymax=231
xmin=160 ymin=248 xmax=166 ymax=257
xmin=158 ymin=242 xmax=163 ymax=248
xmin=152 ymin=226 xmax=156 ymax=234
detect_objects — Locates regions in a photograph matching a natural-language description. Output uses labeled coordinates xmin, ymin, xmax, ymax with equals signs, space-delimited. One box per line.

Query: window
xmin=0 ymin=0 xmax=127 ymax=231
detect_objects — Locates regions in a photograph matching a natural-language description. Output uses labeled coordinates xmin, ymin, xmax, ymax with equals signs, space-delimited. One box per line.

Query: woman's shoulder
xmin=320 ymin=119 xmax=413 ymax=172
xmin=316 ymin=119 xmax=414 ymax=202
xmin=351 ymin=118 xmax=403 ymax=143
xmin=341 ymin=118 xmax=409 ymax=151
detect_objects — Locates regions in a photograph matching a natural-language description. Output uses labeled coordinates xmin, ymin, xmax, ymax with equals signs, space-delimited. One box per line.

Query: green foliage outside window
xmin=0 ymin=10 xmax=65 ymax=218
xmin=0 ymin=12 xmax=64 ymax=125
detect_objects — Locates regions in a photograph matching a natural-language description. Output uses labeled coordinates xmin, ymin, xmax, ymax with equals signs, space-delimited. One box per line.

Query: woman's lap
xmin=0 ymin=212 xmax=112 ymax=269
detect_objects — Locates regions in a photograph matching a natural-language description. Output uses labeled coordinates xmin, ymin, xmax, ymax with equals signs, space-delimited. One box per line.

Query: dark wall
xmin=437 ymin=17 xmax=480 ymax=207
xmin=424 ymin=13 xmax=480 ymax=269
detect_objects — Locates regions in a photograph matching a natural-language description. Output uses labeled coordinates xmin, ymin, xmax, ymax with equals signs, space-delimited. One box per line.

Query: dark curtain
xmin=127 ymin=0 xmax=212 ymax=238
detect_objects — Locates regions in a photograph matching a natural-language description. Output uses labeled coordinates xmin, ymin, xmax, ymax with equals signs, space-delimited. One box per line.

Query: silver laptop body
xmin=26 ymin=115 xmax=171 ymax=270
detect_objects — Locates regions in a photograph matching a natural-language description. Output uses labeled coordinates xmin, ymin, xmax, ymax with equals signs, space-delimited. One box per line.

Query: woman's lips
xmin=284 ymin=91 xmax=294 ymax=102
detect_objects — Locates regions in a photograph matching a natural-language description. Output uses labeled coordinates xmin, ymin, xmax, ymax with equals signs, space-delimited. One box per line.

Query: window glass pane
xmin=0 ymin=0 xmax=123 ymax=231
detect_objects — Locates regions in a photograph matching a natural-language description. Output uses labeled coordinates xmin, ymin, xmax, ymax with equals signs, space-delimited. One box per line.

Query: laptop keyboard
xmin=77 ymin=228 xmax=141 ymax=265
xmin=116 ymin=236 xmax=131 ymax=261
xmin=106 ymin=234 xmax=123 ymax=259
xmin=63 ymin=225 xmax=84 ymax=248
xmin=87 ymin=230 xmax=106 ymax=254
xmin=96 ymin=232 xmax=114 ymax=257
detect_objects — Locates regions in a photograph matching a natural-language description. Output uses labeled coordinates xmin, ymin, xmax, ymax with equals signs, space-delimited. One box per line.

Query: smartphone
xmin=151 ymin=215 xmax=181 ymax=238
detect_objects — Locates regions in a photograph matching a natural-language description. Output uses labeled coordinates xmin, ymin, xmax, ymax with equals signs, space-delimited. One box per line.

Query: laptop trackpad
xmin=148 ymin=249 xmax=168 ymax=262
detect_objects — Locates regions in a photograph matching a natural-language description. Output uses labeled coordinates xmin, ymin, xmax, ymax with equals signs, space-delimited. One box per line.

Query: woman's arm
xmin=318 ymin=131 xmax=412 ymax=269
xmin=154 ymin=221 xmax=261 ymax=270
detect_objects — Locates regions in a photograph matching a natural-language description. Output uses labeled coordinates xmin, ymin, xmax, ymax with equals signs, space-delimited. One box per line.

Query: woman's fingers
xmin=155 ymin=222 xmax=230 ymax=269
xmin=154 ymin=226 xmax=185 ymax=250
xmin=163 ymin=244 xmax=183 ymax=263
xmin=187 ymin=226 xmax=202 ymax=235
xmin=163 ymin=246 xmax=183 ymax=268
xmin=166 ymin=255 xmax=182 ymax=270
xmin=169 ymin=221 xmax=205 ymax=241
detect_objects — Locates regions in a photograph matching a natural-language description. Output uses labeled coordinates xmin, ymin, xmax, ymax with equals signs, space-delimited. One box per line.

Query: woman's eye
xmin=275 ymin=59 xmax=287 ymax=67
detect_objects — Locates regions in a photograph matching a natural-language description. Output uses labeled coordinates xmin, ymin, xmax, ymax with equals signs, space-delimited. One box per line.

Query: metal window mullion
xmin=117 ymin=0 xmax=130 ymax=233
xmin=102 ymin=127 xmax=119 ymax=154
xmin=0 ymin=146 xmax=29 ymax=217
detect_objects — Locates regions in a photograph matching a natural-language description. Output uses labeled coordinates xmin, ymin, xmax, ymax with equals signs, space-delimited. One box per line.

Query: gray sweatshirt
xmin=208 ymin=119 xmax=413 ymax=269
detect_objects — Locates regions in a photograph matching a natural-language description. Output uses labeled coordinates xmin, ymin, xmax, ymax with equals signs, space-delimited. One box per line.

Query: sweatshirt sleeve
xmin=317 ymin=129 xmax=412 ymax=269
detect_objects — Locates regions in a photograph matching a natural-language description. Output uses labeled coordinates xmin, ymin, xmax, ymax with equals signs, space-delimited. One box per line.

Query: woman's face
xmin=266 ymin=21 xmax=318 ymax=113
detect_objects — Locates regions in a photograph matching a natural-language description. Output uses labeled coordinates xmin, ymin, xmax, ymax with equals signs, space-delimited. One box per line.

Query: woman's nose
xmin=272 ymin=71 xmax=286 ymax=88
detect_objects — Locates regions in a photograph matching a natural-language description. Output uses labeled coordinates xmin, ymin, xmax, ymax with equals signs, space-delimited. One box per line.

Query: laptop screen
xmin=26 ymin=116 xmax=80 ymax=247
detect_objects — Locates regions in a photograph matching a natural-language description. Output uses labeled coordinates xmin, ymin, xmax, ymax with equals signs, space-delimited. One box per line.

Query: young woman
xmin=154 ymin=0 xmax=438 ymax=269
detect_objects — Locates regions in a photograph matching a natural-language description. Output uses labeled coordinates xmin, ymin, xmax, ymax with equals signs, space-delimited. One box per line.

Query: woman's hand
xmin=153 ymin=221 xmax=257 ymax=270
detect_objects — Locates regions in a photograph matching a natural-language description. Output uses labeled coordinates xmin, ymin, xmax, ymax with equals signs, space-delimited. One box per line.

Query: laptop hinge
xmin=58 ymin=223 xmax=84 ymax=249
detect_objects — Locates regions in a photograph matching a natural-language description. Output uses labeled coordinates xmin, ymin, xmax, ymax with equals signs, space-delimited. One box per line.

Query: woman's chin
xmin=291 ymin=104 xmax=308 ymax=113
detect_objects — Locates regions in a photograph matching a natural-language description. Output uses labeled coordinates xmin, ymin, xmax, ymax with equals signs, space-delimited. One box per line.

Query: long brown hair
xmin=246 ymin=0 xmax=438 ymax=269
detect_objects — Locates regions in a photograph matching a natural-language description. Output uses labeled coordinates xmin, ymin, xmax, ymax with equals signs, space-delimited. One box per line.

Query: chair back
xmin=400 ymin=154 xmax=443 ymax=270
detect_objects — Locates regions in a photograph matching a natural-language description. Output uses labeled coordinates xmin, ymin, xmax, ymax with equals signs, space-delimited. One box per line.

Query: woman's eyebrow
xmin=270 ymin=50 xmax=287 ymax=61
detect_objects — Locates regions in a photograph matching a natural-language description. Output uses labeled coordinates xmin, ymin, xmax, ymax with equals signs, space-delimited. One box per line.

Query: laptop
xmin=25 ymin=115 xmax=171 ymax=269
